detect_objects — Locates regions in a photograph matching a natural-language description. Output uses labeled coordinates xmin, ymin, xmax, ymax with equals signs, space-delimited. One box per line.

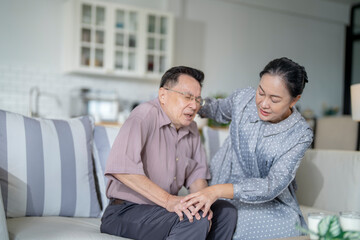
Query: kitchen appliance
xmin=70 ymin=88 xmax=121 ymax=122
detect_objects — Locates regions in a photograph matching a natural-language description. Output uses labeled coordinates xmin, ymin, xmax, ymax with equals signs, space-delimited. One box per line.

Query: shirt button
xmin=173 ymin=177 xmax=176 ymax=180
xmin=176 ymin=157 xmax=179 ymax=161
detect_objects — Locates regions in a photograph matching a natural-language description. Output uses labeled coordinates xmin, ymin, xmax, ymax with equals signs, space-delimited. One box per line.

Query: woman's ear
xmin=290 ymin=95 xmax=301 ymax=108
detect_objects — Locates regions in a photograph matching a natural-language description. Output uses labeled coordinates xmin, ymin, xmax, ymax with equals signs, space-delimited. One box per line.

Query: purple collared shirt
xmin=105 ymin=98 xmax=210 ymax=205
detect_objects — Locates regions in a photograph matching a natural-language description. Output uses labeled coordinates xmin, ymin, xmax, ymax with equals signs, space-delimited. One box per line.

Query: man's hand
xmin=182 ymin=183 xmax=233 ymax=219
xmin=114 ymin=174 xmax=208 ymax=223
xmin=181 ymin=185 xmax=218 ymax=219
xmin=165 ymin=195 xmax=202 ymax=222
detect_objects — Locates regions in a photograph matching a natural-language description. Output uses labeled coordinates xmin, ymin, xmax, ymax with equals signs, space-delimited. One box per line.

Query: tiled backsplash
xmin=0 ymin=64 xmax=159 ymax=119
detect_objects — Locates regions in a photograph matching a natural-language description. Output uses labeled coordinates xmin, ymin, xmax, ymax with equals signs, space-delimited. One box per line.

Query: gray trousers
xmin=100 ymin=199 xmax=237 ymax=240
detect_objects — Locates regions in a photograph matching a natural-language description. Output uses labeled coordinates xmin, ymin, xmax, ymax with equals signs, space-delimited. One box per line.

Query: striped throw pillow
xmin=202 ymin=126 xmax=229 ymax=161
xmin=93 ymin=125 xmax=120 ymax=211
xmin=0 ymin=110 xmax=101 ymax=218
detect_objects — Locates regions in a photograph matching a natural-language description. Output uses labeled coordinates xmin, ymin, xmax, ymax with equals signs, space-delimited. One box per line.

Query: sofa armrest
xmin=0 ymin=189 xmax=9 ymax=240
xmin=296 ymin=149 xmax=360 ymax=213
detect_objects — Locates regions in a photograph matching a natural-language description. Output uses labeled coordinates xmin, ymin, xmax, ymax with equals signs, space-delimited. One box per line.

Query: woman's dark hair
xmin=160 ymin=66 xmax=204 ymax=88
xmin=259 ymin=57 xmax=309 ymax=98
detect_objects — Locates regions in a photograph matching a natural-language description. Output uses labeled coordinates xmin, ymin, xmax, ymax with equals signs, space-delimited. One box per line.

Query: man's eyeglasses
xmin=164 ymin=88 xmax=205 ymax=106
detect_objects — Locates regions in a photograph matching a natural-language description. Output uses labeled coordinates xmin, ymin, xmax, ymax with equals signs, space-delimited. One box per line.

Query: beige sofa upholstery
xmin=314 ymin=116 xmax=359 ymax=150
xmin=296 ymin=149 xmax=360 ymax=214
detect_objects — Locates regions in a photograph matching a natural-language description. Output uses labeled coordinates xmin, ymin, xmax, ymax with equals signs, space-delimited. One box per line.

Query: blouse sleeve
xmin=198 ymin=88 xmax=250 ymax=124
xmin=232 ymin=129 xmax=313 ymax=203
xmin=198 ymin=97 xmax=232 ymax=124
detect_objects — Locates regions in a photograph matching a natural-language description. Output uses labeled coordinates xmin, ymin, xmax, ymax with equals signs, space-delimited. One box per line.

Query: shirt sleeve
xmin=184 ymin=131 xmax=211 ymax=188
xmin=233 ymin=130 xmax=313 ymax=203
xmin=105 ymin=115 xmax=148 ymax=177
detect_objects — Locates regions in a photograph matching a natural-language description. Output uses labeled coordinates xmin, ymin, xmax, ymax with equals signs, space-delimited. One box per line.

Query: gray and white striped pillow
xmin=0 ymin=110 xmax=101 ymax=218
xmin=93 ymin=125 xmax=120 ymax=212
xmin=202 ymin=126 xmax=229 ymax=161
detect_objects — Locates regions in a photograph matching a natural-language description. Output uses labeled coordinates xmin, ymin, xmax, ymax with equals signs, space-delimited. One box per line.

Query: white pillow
xmin=202 ymin=126 xmax=229 ymax=161
xmin=0 ymin=188 xmax=9 ymax=240
xmin=0 ymin=110 xmax=101 ymax=218
xmin=93 ymin=125 xmax=120 ymax=212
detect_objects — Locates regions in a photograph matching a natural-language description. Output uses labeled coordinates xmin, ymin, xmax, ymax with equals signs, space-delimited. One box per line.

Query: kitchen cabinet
xmin=63 ymin=0 xmax=174 ymax=79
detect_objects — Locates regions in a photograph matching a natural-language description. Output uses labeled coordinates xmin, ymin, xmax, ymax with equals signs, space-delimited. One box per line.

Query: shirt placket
xmin=169 ymin=125 xmax=180 ymax=193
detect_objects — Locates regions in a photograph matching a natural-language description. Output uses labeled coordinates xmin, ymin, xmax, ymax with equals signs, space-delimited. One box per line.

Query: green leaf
xmin=343 ymin=231 xmax=360 ymax=240
xmin=296 ymin=215 xmax=360 ymax=239
xmin=318 ymin=216 xmax=341 ymax=238
xmin=327 ymin=217 xmax=342 ymax=237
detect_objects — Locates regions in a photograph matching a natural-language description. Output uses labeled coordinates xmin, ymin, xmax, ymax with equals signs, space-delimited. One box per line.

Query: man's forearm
xmin=113 ymin=173 xmax=171 ymax=208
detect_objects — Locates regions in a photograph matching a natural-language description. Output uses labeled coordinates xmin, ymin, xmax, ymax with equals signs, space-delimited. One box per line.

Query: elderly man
xmin=100 ymin=66 xmax=237 ymax=240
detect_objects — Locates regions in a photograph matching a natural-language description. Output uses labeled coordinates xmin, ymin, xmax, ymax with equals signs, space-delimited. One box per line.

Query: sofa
xmin=0 ymin=109 xmax=126 ymax=240
xmin=1 ymin=111 xmax=360 ymax=240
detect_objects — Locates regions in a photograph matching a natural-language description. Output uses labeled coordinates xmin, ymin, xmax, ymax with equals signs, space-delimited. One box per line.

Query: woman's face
xmin=256 ymin=73 xmax=300 ymax=123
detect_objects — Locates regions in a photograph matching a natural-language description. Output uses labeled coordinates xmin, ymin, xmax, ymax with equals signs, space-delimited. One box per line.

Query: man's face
xmin=159 ymin=74 xmax=202 ymax=130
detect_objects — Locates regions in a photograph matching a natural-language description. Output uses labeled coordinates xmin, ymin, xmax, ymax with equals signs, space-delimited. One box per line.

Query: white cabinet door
xmin=79 ymin=2 xmax=106 ymax=69
xmin=63 ymin=0 xmax=173 ymax=80
xmin=110 ymin=7 xmax=142 ymax=77
xmin=145 ymin=12 xmax=174 ymax=78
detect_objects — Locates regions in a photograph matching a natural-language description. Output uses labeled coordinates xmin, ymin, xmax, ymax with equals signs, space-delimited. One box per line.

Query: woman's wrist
xmin=214 ymin=183 xmax=234 ymax=199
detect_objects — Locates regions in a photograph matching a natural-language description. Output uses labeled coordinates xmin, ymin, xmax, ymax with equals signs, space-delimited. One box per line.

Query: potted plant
xmin=297 ymin=215 xmax=360 ymax=240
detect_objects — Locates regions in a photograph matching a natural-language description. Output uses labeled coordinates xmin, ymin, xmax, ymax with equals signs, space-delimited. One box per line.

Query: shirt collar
xmin=247 ymin=97 xmax=302 ymax=137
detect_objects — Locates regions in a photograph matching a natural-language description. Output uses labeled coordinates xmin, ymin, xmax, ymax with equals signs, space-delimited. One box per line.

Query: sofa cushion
xmin=0 ymin=187 xmax=9 ymax=240
xmin=202 ymin=126 xmax=229 ymax=161
xmin=314 ymin=116 xmax=358 ymax=150
xmin=296 ymin=149 xmax=360 ymax=213
xmin=0 ymin=110 xmax=100 ymax=217
xmin=93 ymin=125 xmax=120 ymax=211
xmin=6 ymin=216 xmax=130 ymax=240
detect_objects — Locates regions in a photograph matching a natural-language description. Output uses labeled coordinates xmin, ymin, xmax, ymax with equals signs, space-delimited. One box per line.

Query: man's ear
xmin=159 ymin=88 xmax=166 ymax=104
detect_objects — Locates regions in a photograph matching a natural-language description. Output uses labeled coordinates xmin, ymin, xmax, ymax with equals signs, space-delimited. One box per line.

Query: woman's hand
xmin=181 ymin=185 xmax=219 ymax=219
xmin=165 ymin=195 xmax=199 ymax=222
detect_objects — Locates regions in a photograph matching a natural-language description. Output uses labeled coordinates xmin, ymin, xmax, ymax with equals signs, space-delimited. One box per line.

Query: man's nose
xmin=189 ymin=98 xmax=198 ymax=109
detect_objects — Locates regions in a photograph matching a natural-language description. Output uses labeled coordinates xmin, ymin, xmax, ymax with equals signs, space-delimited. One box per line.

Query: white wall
xmin=0 ymin=0 xmax=352 ymax=118
xmin=170 ymin=0 xmax=349 ymax=117
xmin=0 ymin=0 xmax=165 ymax=118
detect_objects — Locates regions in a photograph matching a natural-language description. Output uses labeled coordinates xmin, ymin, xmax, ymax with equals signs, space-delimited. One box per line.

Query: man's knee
xmin=223 ymin=200 xmax=237 ymax=221
xmin=196 ymin=215 xmax=211 ymax=229
xmin=167 ymin=215 xmax=210 ymax=239
xmin=213 ymin=200 xmax=238 ymax=224
xmin=184 ymin=213 xmax=211 ymax=230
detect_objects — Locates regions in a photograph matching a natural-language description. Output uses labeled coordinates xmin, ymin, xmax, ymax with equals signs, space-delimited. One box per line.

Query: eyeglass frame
xmin=163 ymin=87 xmax=205 ymax=106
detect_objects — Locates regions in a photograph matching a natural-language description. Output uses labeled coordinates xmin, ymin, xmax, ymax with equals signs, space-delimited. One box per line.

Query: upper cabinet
xmin=145 ymin=14 xmax=170 ymax=77
xmin=63 ymin=0 xmax=174 ymax=80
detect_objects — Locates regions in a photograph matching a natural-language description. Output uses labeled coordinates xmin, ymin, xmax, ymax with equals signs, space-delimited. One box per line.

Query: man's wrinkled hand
xmin=165 ymin=195 xmax=195 ymax=222
xmin=181 ymin=186 xmax=218 ymax=219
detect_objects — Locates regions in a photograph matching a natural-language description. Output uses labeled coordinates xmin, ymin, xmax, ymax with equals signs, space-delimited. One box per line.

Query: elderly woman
xmin=182 ymin=57 xmax=313 ymax=240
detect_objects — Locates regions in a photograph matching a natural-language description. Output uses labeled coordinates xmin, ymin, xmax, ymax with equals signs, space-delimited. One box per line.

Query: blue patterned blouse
xmin=199 ymin=87 xmax=313 ymax=240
